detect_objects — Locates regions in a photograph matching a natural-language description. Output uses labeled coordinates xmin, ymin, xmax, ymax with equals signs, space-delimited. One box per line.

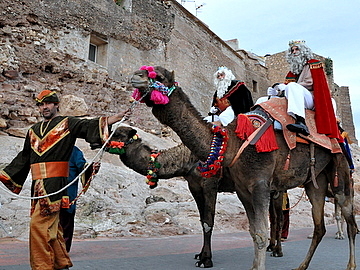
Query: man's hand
xmin=267 ymin=87 xmax=277 ymax=96
xmin=108 ymin=108 xmax=131 ymax=125
xmin=209 ymin=106 xmax=219 ymax=115
xmin=274 ymin=83 xmax=286 ymax=92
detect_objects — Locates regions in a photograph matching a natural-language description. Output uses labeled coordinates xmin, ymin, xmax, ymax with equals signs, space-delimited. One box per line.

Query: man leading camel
xmin=0 ymin=90 xmax=128 ymax=270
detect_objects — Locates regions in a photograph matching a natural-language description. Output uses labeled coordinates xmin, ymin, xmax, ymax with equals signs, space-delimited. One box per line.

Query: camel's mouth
xmin=130 ymin=76 xmax=149 ymax=88
xmin=131 ymin=81 xmax=148 ymax=89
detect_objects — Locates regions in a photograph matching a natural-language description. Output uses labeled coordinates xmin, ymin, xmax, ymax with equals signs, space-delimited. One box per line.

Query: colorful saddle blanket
xmin=235 ymin=109 xmax=279 ymax=153
xmin=257 ymin=97 xmax=341 ymax=153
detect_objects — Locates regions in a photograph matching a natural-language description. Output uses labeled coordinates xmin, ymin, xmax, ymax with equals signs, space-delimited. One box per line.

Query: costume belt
xmin=31 ymin=161 xmax=69 ymax=180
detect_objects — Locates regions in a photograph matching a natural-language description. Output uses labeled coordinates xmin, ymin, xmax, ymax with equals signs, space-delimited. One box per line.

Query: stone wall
xmin=336 ymin=85 xmax=356 ymax=143
xmin=0 ymin=0 xmax=355 ymax=143
xmin=0 ymin=0 xmax=269 ymax=138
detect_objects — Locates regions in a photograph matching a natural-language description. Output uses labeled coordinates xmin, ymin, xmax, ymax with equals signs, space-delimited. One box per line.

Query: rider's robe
xmin=0 ymin=116 xmax=109 ymax=216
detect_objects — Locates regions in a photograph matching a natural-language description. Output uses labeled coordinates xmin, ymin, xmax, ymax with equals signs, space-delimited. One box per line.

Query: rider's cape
xmin=285 ymin=59 xmax=342 ymax=141
xmin=213 ymin=80 xmax=254 ymax=116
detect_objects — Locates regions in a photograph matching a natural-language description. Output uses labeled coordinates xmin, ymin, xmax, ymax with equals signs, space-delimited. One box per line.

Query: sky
xmin=177 ymin=0 xmax=360 ymax=141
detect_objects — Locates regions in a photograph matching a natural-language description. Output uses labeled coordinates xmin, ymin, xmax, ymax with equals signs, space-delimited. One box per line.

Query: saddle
xmin=257 ymin=97 xmax=341 ymax=153
xmin=233 ymin=98 xmax=342 ymax=188
xmin=235 ymin=97 xmax=341 ymax=154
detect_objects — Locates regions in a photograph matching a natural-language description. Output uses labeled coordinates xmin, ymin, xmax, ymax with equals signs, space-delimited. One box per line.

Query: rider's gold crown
xmin=289 ymin=40 xmax=306 ymax=47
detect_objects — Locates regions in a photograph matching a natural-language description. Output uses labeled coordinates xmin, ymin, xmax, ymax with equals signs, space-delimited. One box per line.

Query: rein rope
xmin=283 ymin=189 xmax=306 ymax=211
xmin=0 ymin=90 xmax=150 ymax=201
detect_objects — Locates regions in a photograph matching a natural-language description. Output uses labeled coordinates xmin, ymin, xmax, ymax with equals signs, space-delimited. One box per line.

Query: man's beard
xmin=42 ymin=110 xmax=56 ymax=120
xmin=288 ymin=54 xmax=307 ymax=75
xmin=215 ymin=78 xmax=232 ymax=98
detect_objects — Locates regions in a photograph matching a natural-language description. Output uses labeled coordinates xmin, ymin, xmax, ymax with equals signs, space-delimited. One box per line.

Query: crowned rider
xmin=267 ymin=40 xmax=341 ymax=141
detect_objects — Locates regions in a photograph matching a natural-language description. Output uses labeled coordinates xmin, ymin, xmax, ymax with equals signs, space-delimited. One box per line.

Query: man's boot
xmin=286 ymin=115 xmax=310 ymax=136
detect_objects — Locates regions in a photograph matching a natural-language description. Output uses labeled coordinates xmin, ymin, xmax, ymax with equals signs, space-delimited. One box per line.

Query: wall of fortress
xmin=0 ymin=0 xmax=356 ymax=143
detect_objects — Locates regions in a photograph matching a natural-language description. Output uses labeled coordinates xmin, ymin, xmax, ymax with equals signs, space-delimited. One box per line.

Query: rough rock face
xmin=60 ymin=95 xmax=89 ymax=117
xmin=1 ymin=126 xmax=360 ymax=241
xmin=0 ymin=0 xmax=169 ymax=137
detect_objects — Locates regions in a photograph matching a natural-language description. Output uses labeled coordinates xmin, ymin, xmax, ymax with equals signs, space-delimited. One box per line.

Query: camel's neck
xmin=152 ymin=87 xmax=214 ymax=161
xmin=120 ymin=141 xmax=199 ymax=178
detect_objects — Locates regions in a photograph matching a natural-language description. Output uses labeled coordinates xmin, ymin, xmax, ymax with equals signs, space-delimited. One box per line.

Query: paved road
xmin=0 ymin=224 xmax=358 ymax=270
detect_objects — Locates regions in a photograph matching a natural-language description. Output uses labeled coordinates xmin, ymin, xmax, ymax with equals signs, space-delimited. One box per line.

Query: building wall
xmin=0 ymin=0 xmax=270 ymax=136
xmin=0 ymin=0 xmax=356 ymax=143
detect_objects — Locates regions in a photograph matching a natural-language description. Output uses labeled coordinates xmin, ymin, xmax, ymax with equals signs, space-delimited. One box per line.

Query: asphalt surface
xmin=0 ymin=224 xmax=359 ymax=270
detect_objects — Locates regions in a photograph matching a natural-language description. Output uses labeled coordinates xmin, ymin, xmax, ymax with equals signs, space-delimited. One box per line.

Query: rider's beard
xmin=215 ymin=77 xmax=232 ymax=98
xmin=288 ymin=54 xmax=307 ymax=75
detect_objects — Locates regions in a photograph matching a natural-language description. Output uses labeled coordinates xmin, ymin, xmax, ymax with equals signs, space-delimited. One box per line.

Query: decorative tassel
xmin=61 ymin=196 xmax=70 ymax=209
xmin=150 ymin=89 xmax=170 ymax=104
xmin=235 ymin=114 xmax=279 ymax=153
xmin=198 ymin=125 xmax=228 ymax=178
xmin=105 ymin=141 xmax=126 ymax=155
xmin=283 ymin=154 xmax=291 ymax=170
xmin=235 ymin=114 xmax=255 ymax=140
xmin=334 ymin=171 xmax=339 ymax=187
xmin=146 ymin=150 xmax=161 ymax=189
xmin=254 ymin=124 xmax=279 ymax=153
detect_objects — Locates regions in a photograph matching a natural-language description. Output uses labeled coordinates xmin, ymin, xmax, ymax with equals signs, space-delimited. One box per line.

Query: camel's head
xmin=111 ymin=126 xmax=139 ymax=144
xmin=130 ymin=66 xmax=176 ymax=107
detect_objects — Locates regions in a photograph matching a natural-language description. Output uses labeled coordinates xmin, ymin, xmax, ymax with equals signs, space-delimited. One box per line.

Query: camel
xmin=109 ymin=126 xmax=348 ymax=262
xmin=268 ymin=188 xmax=356 ymax=259
xmin=128 ymin=65 xmax=357 ymax=270
xmin=267 ymin=189 xmax=349 ymax=258
xmin=326 ymin=186 xmax=360 ymax=240
xmin=111 ymin=125 xmax=288 ymax=262
xmin=109 ymin=126 xmax=234 ymax=268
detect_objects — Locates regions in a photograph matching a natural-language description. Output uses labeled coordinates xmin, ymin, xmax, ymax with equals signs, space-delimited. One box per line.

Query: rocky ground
xmin=1 ymin=125 xmax=360 ymax=241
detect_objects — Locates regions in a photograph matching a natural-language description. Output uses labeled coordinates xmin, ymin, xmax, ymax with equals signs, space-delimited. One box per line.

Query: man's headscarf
xmin=286 ymin=40 xmax=314 ymax=75
xmin=35 ymin=90 xmax=60 ymax=105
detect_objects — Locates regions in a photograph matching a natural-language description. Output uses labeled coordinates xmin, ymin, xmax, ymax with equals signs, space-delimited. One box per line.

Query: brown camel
xmin=109 ymin=125 xmax=234 ymax=267
xmin=128 ymin=66 xmax=357 ymax=270
xmin=111 ymin=125 xmax=286 ymax=263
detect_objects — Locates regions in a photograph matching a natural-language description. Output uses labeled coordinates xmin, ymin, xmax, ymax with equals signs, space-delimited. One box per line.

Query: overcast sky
xmin=177 ymin=0 xmax=360 ymax=141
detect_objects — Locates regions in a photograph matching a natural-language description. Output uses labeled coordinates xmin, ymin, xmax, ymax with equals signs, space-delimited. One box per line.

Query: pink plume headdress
xmin=139 ymin=65 xmax=157 ymax=79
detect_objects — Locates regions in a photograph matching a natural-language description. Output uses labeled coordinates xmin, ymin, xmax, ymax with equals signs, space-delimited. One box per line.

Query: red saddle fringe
xmin=235 ymin=114 xmax=279 ymax=153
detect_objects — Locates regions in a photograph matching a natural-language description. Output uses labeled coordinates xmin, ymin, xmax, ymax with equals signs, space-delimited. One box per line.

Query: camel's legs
xmin=341 ymin=203 xmax=357 ymax=270
xmin=267 ymin=191 xmax=284 ymax=257
xmin=334 ymin=200 xmax=346 ymax=239
xmin=332 ymin=160 xmax=357 ymax=270
xmin=186 ymin=173 xmax=219 ymax=268
xmin=333 ymin=197 xmax=358 ymax=270
xmin=294 ymin=173 xmax=328 ymax=270
xmin=236 ymin=178 xmax=270 ymax=270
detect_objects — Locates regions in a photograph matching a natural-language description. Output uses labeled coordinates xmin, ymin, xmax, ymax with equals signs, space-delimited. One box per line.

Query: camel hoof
xmin=335 ymin=232 xmax=345 ymax=240
xmin=195 ymin=259 xmax=213 ymax=268
xmin=270 ymin=251 xmax=283 ymax=257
